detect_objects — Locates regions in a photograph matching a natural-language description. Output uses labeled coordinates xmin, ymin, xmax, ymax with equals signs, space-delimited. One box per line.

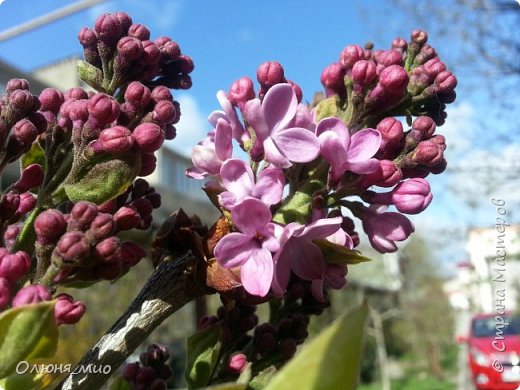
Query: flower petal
xmin=220 ymin=159 xmax=254 ymax=200
xmin=244 ymin=98 xmax=269 ymax=141
xmin=214 ymin=119 xmax=233 ymax=161
xmin=346 ymin=158 xmax=380 ymax=175
xmin=297 ymin=217 xmax=342 ymax=240
xmin=317 ymin=127 xmax=349 ymax=180
xmin=240 ymin=248 xmax=274 ymax=296
xmin=263 ymin=137 xmax=291 ymax=168
xmin=254 ymin=167 xmax=285 ymax=206
xmin=262 ymin=84 xmax=297 ymax=132
xmin=347 ymin=128 xmax=381 ymax=163
xmin=376 ymin=212 xmax=415 ymax=241
xmin=289 ymin=240 xmax=326 ymax=280
xmin=190 ymin=144 xmax=222 ymax=175
xmin=216 ymin=90 xmax=245 ymax=140
xmin=214 ymin=233 xmax=257 ymax=268
xmin=316 ymin=117 xmax=350 ymax=146
xmin=272 ymin=127 xmax=320 ymax=163
xmin=231 ymin=197 xmax=273 ymax=236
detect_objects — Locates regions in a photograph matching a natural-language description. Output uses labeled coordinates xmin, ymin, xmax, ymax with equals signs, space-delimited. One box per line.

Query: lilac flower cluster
xmin=123 ymin=344 xmax=172 ymax=390
xmin=187 ymin=31 xmax=456 ymax=301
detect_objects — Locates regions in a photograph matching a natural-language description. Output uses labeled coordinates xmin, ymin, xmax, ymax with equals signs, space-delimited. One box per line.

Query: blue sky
xmin=0 ymin=0 xmax=518 ymax=272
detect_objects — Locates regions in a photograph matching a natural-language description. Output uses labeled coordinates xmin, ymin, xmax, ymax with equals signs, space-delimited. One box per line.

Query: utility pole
xmin=0 ymin=0 xmax=107 ymax=43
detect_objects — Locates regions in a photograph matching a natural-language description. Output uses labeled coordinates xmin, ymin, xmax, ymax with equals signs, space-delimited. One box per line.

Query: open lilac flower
xmin=214 ymin=197 xmax=281 ymax=296
xmin=361 ymin=204 xmax=415 ymax=253
xmin=316 ymin=117 xmax=381 ymax=185
xmin=218 ymin=159 xmax=285 ymax=209
xmin=210 ymin=91 xmax=247 ymax=143
xmin=244 ymin=83 xmax=320 ymax=168
xmin=272 ymin=217 xmax=344 ymax=297
xmin=186 ymin=118 xmax=232 ymax=179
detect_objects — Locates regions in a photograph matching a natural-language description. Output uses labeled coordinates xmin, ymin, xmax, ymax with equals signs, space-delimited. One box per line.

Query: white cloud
xmin=165 ymin=94 xmax=208 ymax=156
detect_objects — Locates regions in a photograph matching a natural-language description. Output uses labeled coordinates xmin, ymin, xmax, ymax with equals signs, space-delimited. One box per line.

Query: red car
xmin=461 ymin=313 xmax=520 ymax=389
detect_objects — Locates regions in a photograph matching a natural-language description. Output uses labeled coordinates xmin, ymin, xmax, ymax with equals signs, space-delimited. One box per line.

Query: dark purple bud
xmin=35 ymin=209 xmax=66 ymax=245
xmin=228 ymin=77 xmax=255 ymax=107
xmin=4 ymin=224 xmax=20 ymax=250
xmin=133 ymin=123 xmax=164 ymax=153
xmin=120 ymin=241 xmax=145 ymax=267
xmin=12 ymin=119 xmax=38 ymax=147
xmin=67 ymin=99 xmax=89 ymax=125
xmin=9 ymin=90 xmax=35 ymax=113
xmin=117 ymin=36 xmax=144 ymax=61
xmin=145 ymin=192 xmax=161 ymax=208
xmin=391 ymin=37 xmax=407 ymax=52
xmin=286 ymin=80 xmax=303 ymax=103
xmin=151 ymin=86 xmax=173 ymax=102
xmin=54 ymin=293 xmax=86 ymax=325
xmin=378 ymin=65 xmax=409 ymax=94
xmin=339 ymin=45 xmax=364 ymax=69
xmin=139 ymin=153 xmax=157 ymax=176
xmin=156 ymin=37 xmax=181 ymax=61
xmin=152 ymin=100 xmax=176 ymax=125
xmin=6 ymin=78 xmax=29 ymax=92
xmin=14 ymin=164 xmax=44 ymax=192
xmin=56 ymin=231 xmax=90 ymax=262
xmin=128 ymin=23 xmax=150 ymax=41
xmin=0 ymin=251 xmax=31 ymax=283
xmin=17 ymin=192 xmax=36 ymax=215
xmin=88 ymin=93 xmax=121 ymax=126
xmin=320 ymin=63 xmax=346 ymax=93
xmin=164 ymin=124 xmax=176 ymax=140
xmin=257 ymin=61 xmax=285 ymax=88
xmin=257 ymin=333 xmax=276 ymax=353
xmin=114 ymin=206 xmax=141 ymax=230
xmin=39 ymin=88 xmax=64 ymax=113
xmin=435 ymin=71 xmax=457 ymax=93
xmin=0 ymin=192 xmax=20 ymax=217
xmin=412 ymin=116 xmax=436 ymax=138
xmin=351 ymin=60 xmax=377 ymax=87
xmin=94 ymin=236 xmax=120 ymax=262
xmin=125 ymin=81 xmax=152 ymax=109
xmin=64 ymin=87 xmax=88 ymax=101
xmin=360 ymin=160 xmax=403 ymax=188
xmin=411 ymin=140 xmax=444 ymax=166
xmin=132 ymin=198 xmax=153 ymax=219
xmin=114 ymin=12 xmax=133 ymax=33
xmin=122 ymin=362 xmax=140 ymax=382
xmin=94 ymin=261 xmax=122 ymax=280
xmin=95 ymin=13 xmax=123 ymax=44
xmin=142 ymin=40 xmax=161 ymax=66
xmin=12 ymin=284 xmax=51 ymax=307
xmin=411 ymin=30 xmax=428 ymax=44
xmin=374 ymin=50 xmax=403 ymax=67
xmin=280 ymin=338 xmax=297 ymax=359
xmin=78 ymin=27 xmax=98 ymax=47
xmin=227 ymin=353 xmax=247 ymax=374
xmin=70 ymin=201 xmax=98 ymax=228
xmin=28 ymin=112 xmax=47 ymax=134
xmin=94 ymin=126 xmax=134 ymax=154
xmin=377 ymin=117 xmax=404 ymax=145
xmin=149 ymin=379 xmax=167 ymax=390
xmin=0 ymin=277 xmax=11 ymax=310
xmin=174 ymin=55 xmax=194 ymax=74
xmin=135 ymin=366 xmax=155 ymax=386
xmin=88 ymin=213 xmax=115 ymax=240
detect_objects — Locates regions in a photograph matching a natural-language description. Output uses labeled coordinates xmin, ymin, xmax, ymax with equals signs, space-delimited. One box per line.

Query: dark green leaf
xmin=21 ymin=143 xmax=46 ymax=172
xmin=314 ymin=239 xmax=372 ymax=264
xmin=186 ymin=323 xmax=223 ymax=389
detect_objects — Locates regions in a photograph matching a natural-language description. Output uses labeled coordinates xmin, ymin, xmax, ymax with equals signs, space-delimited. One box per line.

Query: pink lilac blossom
xmin=218 ymin=158 xmax=285 ymax=209
xmin=214 ymin=197 xmax=281 ymax=297
xmin=316 ymin=117 xmax=381 ymax=185
xmin=370 ymin=178 xmax=433 ymax=214
xmin=361 ymin=204 xmax=415 ymax=253
xmin=244 ymin=83 xmax=320 ymax=168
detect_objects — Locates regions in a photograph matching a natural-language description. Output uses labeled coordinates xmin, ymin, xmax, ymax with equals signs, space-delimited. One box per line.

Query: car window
xmin=472 ymin=316 xmax=520 ymax=337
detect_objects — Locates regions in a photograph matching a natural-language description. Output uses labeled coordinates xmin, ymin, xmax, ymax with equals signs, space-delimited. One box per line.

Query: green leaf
xmin=64 ymin=154 xmax=141 ymax=204
xmin=264 ymin=304 xmax=368 ymax=390
xmin=314 ymin=239 xmax=373 ymax=265
xmin=247 ymin=366 xmax=277 ymax=390
xmin=21 ymin=143 xmax=46 ymax=172
xmin=0 ymin=301 xmax=58 ymax=379
xmin=108 ymin=376 xmax=132 ymax=390
xmin=202 ymin=383 xmax=247 ymax=390
xmin=186 ymin=323 xmax=223 ymax=389
xmin=77 ymin=60 xmax=104 ymax=91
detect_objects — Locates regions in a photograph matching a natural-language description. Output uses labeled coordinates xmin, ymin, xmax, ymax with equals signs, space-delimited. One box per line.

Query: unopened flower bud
xmin=0 ymin=277 xmax=11 ymax=310
xmin=120 ymin=241 xmax=145 ymax=266
xmin=54 ymin=293 xmax=86 ymax=325
xmin=0 ymin=251 xmax=31 ymax=283
xmin=55 ymin=231 xmax=90 ymax=263
xmin=320 ymin=63 xmax=346 ymax=94
xmin=78 ymin=27 xmax=98 ymax=47
xmin=257 ymin=61 xmax=285 ymax=88
xmin=14 ymin=164 xmax=44 ymax=192
xmin=435 ymin=70 xmax=457 ymax=93
xmin=88 ymin=93 xmax=120 ymax=125
xmin=142 ymin=40 xmax=161 ymax=66
xmin=39 ymin=88 xmax=64 ymax=113
xmin=377 ymin=117 xmax=404 ymax=145
xmin=411 ymin=140 xmax=444 ymax=166
xmin=164 ymin=124 xmax=176 ymax=140
xmin=117 ymin=36 xmax=144 ymax=62
xmin=378 ymin=65 xmax=409 ymax=95
xmin=227 ymin=353 xmax=247 ymax=374
xmin=392 ymin=37 xmax=407 ymax=52
xmin=151 ymin=86 xmax=173 ymax=102
xmin=12 ymin=284 xmax=51 ymax=307
xmin=114 ymin=206 xmax=141 ymax=230
xmin=128 ymin=23 xmax=150 ymax=41
xmin=133 ymin=123 xmax=164 ymax=152
xmin=152 ymin=100 xmax=176 ymax=124
xmin=374 ymin=49 xmax=403 ymax=67
xmin=17 ymin=192 xmax=36 ymax=215
xmin=392 ymin=178 xmax=433 ymax=214
xmin=132 ymin=198 xmax=153 ymax=219
xmin=412 ymin=116 xmax=436 ymax=138
xmin=360 ymin=160 xmax=403 ymax=188
xmin=88 ymin=213 xmax=115 ymax=240
xmin=94 ymin=236 xmax=120 ymax=263
xmin=35 ymin=209 xmax=66 ymax=245
xmin=351 ymin=60 xmax=377 ymax=87
xmin=156 ymin=37 xmax=181 ymax=61
xmin=94 ymin=260 xmax=122 ymax=280
xmin=411 ymin=30 xmax=428 ymax=44
xmin=339 ymin=45 xmax=364 ymax=69
xmin=12 ymin=119 xmax=38 ymax=147
xmin=94 ymin=126 xmax=134 ymax=154
xmin=228 ymin=77 xmax=255 ymax=107
xmin=125 ymin=81 xmax=152 ymax=109
xmin=122 ymin=362 xmax=140 ymax=382
xmin=280 ymin=338 xmax=298 ymax=359
xmin=6 ymin=78 xmax=29 ymax=92
xmin=70 ymin=201 xmax=98 ymax=228
xmin=114 ymin=12 xmax=132 ymax=33
xmin=139 ymin=153 xmax=157 ymax=176
xmin=95 ymin=13 xmax=123 ymax=44
xmin=257 ymin=333 xmax=276 ymax=353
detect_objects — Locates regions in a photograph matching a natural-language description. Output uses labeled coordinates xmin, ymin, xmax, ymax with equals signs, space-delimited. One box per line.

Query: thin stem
xmin=60 ymin=251 xmax=208 ymax=390
xmin=11 ymin=206 xmax=42 ymax=255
